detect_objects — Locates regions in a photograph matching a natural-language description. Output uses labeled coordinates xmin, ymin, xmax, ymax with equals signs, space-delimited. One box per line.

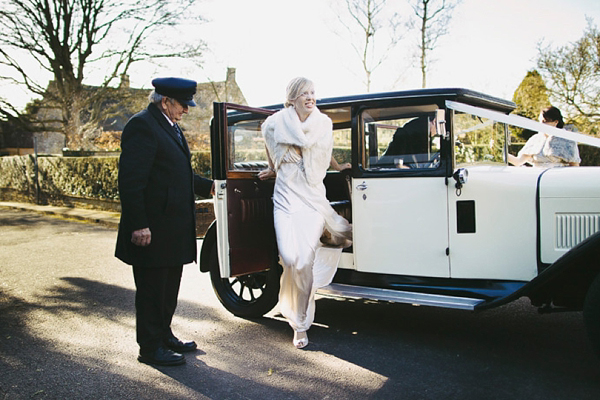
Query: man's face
xmin=162 ymin=97 xmax=188 ymax=123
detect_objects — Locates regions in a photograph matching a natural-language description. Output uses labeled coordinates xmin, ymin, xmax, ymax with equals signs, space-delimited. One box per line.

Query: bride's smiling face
xmin=293 ymin=85 xmax=316 ymax=121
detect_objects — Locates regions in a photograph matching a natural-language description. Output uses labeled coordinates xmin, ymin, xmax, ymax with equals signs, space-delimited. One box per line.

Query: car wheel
xmin=208 ymin=241 xmax=281 ymax=318
xmin=583 ymin=272 xmax=600 ymax=358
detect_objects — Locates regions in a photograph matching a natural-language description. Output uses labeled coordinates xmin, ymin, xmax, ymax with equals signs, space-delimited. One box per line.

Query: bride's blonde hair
xmin=285 ymin=77 xmax=314 ymax=108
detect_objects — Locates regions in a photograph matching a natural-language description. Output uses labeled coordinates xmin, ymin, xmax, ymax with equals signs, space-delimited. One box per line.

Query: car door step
xmin=317 ymin=283 xmax=485 ymax=310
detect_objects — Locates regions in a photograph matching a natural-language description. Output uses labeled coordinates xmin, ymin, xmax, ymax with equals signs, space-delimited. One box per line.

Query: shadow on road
xmin=306 ymin=295 xmax=600 ymax=399
xmin=0 ymin=279 xmax=296 ymax=399
xmin=2 ymin=272 xmax=600 ymax=399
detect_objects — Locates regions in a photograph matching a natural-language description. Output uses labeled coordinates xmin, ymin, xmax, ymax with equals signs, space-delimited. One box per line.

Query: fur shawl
xmin=262 ymin=106 xmax=333 ymax=187
xmin=518 ymin=132 xmax=581 ymax=164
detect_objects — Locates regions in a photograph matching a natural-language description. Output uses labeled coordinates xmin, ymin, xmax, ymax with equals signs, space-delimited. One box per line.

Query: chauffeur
xmin=115 ymin=77 xmax=214 ymax=366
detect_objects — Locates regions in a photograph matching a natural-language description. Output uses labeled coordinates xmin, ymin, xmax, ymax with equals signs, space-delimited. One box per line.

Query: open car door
xmin=212 ymin=103 xmax=277 ymax=278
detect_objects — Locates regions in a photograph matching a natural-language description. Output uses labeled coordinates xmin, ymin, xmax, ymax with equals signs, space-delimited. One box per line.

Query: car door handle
xmin=356 ymin=182 xmax=368 ymax=191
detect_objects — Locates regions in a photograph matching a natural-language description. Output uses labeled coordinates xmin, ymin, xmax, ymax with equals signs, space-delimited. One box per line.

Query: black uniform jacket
xmin=115 ymin=103 xmax=213 ymax=268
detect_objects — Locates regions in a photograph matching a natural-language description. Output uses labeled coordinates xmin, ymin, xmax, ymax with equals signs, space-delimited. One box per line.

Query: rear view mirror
xmin=436 ymin=109 xmax=447 ymax=139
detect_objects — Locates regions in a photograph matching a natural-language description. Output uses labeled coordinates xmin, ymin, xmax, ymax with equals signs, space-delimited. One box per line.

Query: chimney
xmin=226 ymin=68 xmax=236 ymax=83
xmin=119 ymin=74 xmax=130 ymax=89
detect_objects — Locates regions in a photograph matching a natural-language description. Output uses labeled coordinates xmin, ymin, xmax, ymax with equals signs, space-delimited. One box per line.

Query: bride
xmin=258 ymin=77 xmax=352 ymax=349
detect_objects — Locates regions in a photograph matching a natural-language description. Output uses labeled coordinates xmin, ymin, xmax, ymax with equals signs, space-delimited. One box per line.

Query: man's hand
xmin=131 ymin=228 xmax=151 ymax=247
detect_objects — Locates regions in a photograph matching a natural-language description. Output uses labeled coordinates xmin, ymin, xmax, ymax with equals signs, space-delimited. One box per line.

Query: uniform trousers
xmin=132 ymin=265 xmax=183 ymax=352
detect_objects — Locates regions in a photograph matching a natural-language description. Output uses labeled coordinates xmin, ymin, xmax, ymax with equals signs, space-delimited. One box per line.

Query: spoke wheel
xmin=208 ymin=243 xmax=280 ymax=318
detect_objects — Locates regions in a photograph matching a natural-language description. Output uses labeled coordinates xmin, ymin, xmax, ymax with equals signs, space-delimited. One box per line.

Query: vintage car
xmin=198 ymin=88 xmax=600 ymax=357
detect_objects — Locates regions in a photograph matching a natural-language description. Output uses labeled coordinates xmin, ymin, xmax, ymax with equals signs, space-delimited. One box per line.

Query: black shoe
xmin=164 ymin=336 xmax=197 ymax=353
xmin=138 ymin=346 xmax=185 ymax=366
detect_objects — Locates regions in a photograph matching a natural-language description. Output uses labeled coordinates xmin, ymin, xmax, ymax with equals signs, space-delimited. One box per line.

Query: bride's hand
xmin=258 ymin=168 xmax=276 ymax=180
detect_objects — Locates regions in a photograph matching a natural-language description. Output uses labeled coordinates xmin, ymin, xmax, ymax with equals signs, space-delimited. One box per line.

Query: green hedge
xmin=579 ymin=145 xmax=600 ymax=166
xmin=2 ymin=144 xmax=597 ymax=209
xmin=332 ymin=147 xmax=351 ymax=165
xmin=0 ymin=152 xmax=212 ymax=208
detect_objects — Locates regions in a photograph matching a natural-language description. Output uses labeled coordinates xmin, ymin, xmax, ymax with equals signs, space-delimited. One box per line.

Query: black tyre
xmin=583 ymin=273 xmax=600 ymax=358
xmin=208 ymin=242 xmax=281 ymax=318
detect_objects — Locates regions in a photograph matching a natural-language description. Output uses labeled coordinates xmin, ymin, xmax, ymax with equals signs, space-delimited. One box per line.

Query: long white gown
xmin=273 ymin=147 xmax=350 ymax=332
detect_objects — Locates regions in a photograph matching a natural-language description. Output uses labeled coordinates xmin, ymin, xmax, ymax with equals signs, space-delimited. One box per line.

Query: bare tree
xmin=410 ymin=0 xmax=459 ymax=88
xmin=333 ymin=0 xmax=404 ymax=92
xmin=537 ymin=18 xmax=600 ymax=135
xmin=0 ymin=0 xmax=205 ymax=148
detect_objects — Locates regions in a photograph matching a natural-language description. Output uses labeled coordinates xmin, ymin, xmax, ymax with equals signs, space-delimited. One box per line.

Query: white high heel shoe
xmin=293 ymin=331 xmax=309 ymax=349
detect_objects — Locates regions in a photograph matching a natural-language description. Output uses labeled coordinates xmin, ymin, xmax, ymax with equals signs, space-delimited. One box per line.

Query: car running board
xmin=317 ymin=283 xmax=485 ymax=310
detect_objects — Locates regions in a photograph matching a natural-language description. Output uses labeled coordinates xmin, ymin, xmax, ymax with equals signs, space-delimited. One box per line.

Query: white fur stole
xmin=262 ymin=106 xmax=333 ymax=187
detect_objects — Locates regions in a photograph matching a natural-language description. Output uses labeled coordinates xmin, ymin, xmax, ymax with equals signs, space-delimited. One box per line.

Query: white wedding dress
xmin=273 ymin=148 xmax=349 ymax=332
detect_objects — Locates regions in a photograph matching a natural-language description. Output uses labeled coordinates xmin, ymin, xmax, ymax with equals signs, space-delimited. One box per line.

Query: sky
xmin=3 ymin=0 xmax=600 ymax=110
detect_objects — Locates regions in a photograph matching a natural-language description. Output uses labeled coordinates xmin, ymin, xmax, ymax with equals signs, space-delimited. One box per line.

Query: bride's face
xmin=293 ymin=85 xmax=316 ymax=120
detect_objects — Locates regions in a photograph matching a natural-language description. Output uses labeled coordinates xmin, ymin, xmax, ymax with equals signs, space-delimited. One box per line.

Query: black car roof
xmin=261 ymin=87 xmax=516 ymax=114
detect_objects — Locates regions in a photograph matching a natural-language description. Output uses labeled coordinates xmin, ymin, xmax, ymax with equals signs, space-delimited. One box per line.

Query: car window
xmin=228 ymin=117 xmax=269 ymax=172
xmin=361 ymin=105 xmax=441 ymax=171
xmin=226 ymin=106 xmax=353 ymax=174
xmin=453 ymin=111 xmax=507 ymax=166
xmin=323 ymin=107 xmax=352 ymax=167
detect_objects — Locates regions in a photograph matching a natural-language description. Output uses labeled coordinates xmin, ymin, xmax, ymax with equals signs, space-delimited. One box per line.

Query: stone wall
xmin=34 ymin=132 xmax=67 ymax=154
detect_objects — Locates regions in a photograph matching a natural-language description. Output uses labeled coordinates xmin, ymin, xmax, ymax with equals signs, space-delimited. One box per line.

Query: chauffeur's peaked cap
xmin=152 ymin=77 xmax=197 ymax=107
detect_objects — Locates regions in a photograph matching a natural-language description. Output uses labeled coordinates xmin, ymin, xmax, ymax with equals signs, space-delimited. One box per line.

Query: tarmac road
xmin=1 ymin=207 xmax=600 ymax=400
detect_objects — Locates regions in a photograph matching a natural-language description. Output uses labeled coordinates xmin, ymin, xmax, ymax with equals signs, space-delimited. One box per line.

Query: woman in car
xmin=508 ymin=106 xmax=580 ymax=167
xmin=258 ymin=77 xmax=352 ymax=349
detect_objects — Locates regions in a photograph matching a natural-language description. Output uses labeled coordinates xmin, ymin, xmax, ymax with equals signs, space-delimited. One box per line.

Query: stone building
xmin=0 ymin=119 xmax=34 ymax=156
xmin=99 ymin=67 xmax=247 ymax=152
xmin=0 ymin=68 xmax=247 ymax=154
xmin=180 ymin=67 xmax=248 ymax=151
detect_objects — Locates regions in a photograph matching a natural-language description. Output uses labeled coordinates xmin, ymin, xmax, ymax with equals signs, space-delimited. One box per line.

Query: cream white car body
xmin=201 ymin=88 xmax=600 ymax=357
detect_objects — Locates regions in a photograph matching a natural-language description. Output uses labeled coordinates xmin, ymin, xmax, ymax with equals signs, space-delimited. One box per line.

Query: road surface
xmin=1 ymin=208 xmax=599 ymax=399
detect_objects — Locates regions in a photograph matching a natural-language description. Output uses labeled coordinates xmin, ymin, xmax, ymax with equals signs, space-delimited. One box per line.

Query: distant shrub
xmin=0 ymin=152 xmax=213 ymax=208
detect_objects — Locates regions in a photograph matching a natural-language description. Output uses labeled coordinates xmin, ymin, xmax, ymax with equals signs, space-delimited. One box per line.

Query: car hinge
xmin=446 ymin=247 xmax=450 ymax=256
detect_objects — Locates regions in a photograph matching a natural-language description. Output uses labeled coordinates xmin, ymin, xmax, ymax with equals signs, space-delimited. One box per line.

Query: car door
xmin=446 ymin=101 xmax=542 ymax=281
xmin=212 ymin=103 xmax=277 ymax=278
xmin=351 ymin=105 xmax=451 ymax=278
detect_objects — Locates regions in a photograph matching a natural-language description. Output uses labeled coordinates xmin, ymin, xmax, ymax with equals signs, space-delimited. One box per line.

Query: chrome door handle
xmin=356 ymin=182 xmax=368 ymax=191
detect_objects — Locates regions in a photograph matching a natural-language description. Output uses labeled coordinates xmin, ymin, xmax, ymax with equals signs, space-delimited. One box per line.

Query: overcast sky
xmin=191 ymin=0 xmax=600 ymax=107
xmin=3 ymin=0 xmax=600 ymax=110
